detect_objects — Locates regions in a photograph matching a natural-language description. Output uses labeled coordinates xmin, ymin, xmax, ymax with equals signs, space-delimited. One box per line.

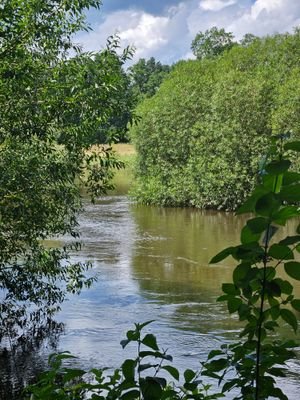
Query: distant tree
xmin=240 ymin=33 xmax=259 ymax=47
xmin=128 ymin=57 xmax=171 ymax=101
xmin=191 ymin=26 xmax=235 ymax=60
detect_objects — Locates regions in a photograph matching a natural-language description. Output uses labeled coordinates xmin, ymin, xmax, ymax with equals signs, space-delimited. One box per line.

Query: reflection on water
xmin=56 ymin=195 xmax=300 ymax=399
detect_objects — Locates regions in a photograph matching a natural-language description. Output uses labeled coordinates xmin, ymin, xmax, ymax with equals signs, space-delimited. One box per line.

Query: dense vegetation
xmin=0 ymin=0 xmax=136 ymax=355
xmin=131 ymin=30 xmax=300 ymax=210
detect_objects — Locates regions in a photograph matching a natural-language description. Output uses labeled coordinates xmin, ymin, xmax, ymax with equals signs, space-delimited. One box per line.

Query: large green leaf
xmin=142 ymin=334 xmax=159 ymax=350
xmin=227 ymin=297 xmax=242 ymax=313
xmin=222 ymin=283 xmax=240 ymax=295
xmin=265 ymin=160 xmax=291 ymax=175
xmin=278 ymin=184 xmax=300 ymax=202
xmin=291 ymin=299 xmax=300 ymax=312
xmin=284 ymin=141 xmax=300 ymax=152
xmin=140 ymin=377 xmax=163 ymax=400
xmin=282 ymin=171 xmax=300 ymax=186
xmin=268 ymin=244 xmax=294 ymax=260
xmin=240 ymin=225 xmax=261 ymax=244
xmin=272 ymin=206 xmax=300 ymax=225
xmin=255 ymin=193 xmax=281 ymax=217
xmin=122 ymin=359 xmax=136 ymax=381
xmin=233 ymin=263 xmax=251 ymax=285
xmin=280 ymin=309 xmax=298 ymax=333
xmin=247 ymin=217 xmax=269 ymax=233
xmin=236 ymin=186 xmax=269 ymax=214
xmin=210 ymin=246 xmax=236 ymax=264
xmin=284 ymin=262 xmax=300 ymax=280
xmin=279 ymin=236 xmax=300 ymax=246
xmin=161 ymin=366 xmax=180 ymax=381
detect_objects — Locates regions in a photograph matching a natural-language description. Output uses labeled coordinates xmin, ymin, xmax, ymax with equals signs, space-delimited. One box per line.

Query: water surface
xmin=57 ymin=194 xmax=300 ymax=399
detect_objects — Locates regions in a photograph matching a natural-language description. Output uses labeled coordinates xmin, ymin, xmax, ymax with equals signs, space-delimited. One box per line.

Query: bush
xmin=131 ymin=31 xmax=300 ymax=210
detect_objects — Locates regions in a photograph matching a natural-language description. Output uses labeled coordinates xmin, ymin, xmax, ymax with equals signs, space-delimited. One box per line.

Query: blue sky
xmin=78 ymin=0 xmax=300 ymax=64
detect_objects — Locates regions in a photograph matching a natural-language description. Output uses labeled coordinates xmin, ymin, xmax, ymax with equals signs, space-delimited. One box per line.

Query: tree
xmin=128 ymin=57 xmax=171 ymax=102
xmin=240 ymin=32 xmax=259 ymax=47
xmin=0 ymin=0 xmax=133 ymax=352
xmin=191 ymin=26 xmax=235 ymax=60
xmin=131 ymin=31 xmax=300 ymax=210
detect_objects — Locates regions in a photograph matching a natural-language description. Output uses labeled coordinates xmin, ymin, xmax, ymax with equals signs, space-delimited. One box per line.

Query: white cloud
xmin=199 ymin=0 xmax=237 ymax=12
xmin=77 ymin=0 xmax=300 ymax=64
xmin=228 ymin=0 xmax=300 ymax=39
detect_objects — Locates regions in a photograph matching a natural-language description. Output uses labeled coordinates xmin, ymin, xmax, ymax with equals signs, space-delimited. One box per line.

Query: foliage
xmin=25 ymin=139 xmax=300 ymax=399
xmin=204 ymin=135 xmax=300 ymax=399
xmin=131 ymin=30 xmax=300 ymax=210
xmin=0 ymin=0 xmax=134 ymax=351
xmin=25 ymin=321 xmax=223 ymax=400
xmin=191 ymin=26 xmax=235 ymax=60
xmin=128 ymin=57 xmax=171 ymax=103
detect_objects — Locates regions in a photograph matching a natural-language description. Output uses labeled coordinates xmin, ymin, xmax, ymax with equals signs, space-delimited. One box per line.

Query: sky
xmin=77 ymin=0 xmax=300 ymax=64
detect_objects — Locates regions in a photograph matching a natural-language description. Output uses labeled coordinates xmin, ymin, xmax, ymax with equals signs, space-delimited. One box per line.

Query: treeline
xmin=130 ymin=29 xmax=300 ymax=210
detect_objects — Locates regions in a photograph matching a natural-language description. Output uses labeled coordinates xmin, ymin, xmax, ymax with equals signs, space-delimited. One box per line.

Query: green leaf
xmin=266 ymin=281 xmax=281 ymax=297
xmin=268 ymin=367 xmax=286 ymax=377
xmin=247 ymin=217 xmax=269 ymax=233
xmin=280 ymin=309 xmax=298 ymax=332
xmin=138 ymin=363 xmax=155 ymax=372
xmin=279 ymin=236 xmax=300 ymax=245
xmin=270 ymin=305 xmax=280 ymax=320
xmin=62 ymin=369 xmax=86 ymax=383
xmin=142 ymin=334 xmax=159 ymax=350
xmin=127 ymin=330 xmax=139 ymax=341
xmin=184 ymin=369 xmax=196 ymax=383
xmin=272 ymin=206 xmax=300 ymax=225
xmin=161 ymin=365 xmax=180 ymax=381
xmin=284 ymin=262 xmax=300 ymax=280
xmin=235 ymin=242 xmax=264 ymax=261
xmin=265 ymin=160 xmax=291 ymax=175
xmin=284 ymin=141 xmax=300 ymax=152
xmin=278 ymin=184 xmax=300 ymax=202
xmin=241 ymin=225 xmax=261 ymax=244
xmin=222 ymin=283 xmax=240 ymax=295
xmin=121 ymin=339 xmax=130 ymax=349
xmin=205 ymin=358 xmax=228 ymax=372
xmin=122 ymin=359 xmax=136 ymax=380
xmin=268 ymin=244 xmax=294 ymax=260
xmin=255 ymin=193 xmax=281 ymax=217
xmin=227 ymin=298 xmax=242 ymax=313
xmin=121 ymin=390 xmax=140 ymax=400
xmin=210 ymin=246 xmax=236 ymax=264
xmin=137 ymin=320 xmax=155 ymax=330
xmin=236 ymin=186 xmax=269 ymax=214
xmin=274 ymin=279 xmax=293 ymax=295
xmin=282 ymin=171 xmax=300 ymax=186
xmin=139 ymin=351 xmax=172 ymax=361
xmin=291 ymin=299 xmax=300 ymax=312
xmin=207 ymin=350 xmax=224 ymax=360
xmin=140 ymin=377 xmax=163 ymax=400
xmin=233 ymin=263 xmax=251 ymax=285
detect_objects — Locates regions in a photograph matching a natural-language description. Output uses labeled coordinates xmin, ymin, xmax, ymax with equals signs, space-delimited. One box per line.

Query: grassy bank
xmin=111 ymin=143 xmax=136 ymax=194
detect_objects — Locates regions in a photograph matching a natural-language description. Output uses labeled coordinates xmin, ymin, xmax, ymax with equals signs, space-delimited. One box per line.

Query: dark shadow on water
xmin=0 ymin=321 xmax=63 ymax=400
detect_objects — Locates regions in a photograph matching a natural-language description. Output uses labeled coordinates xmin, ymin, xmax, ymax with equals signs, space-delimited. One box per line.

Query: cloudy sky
xmin=77 ymin=0 xmax=300 ymax=64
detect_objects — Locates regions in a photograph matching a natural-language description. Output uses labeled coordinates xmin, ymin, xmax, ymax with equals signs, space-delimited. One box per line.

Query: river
xmin=57 ymin=193 xmax=300 ymax=399
xmin=1 ymin=191 xmax=300 ymax=399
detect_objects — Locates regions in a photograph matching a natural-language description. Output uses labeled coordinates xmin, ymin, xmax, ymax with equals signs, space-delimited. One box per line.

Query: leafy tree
xmin=240 ymin=33 xmax=259 ymax=47
xmin=128 ymin=57 xmax=171 ymax=102
xmin=131 ymin=31 xmax=300 ymax=210
xmin=0 ymin=0 xmax=132 ymax=352
xmin=191 ymin=26 xmax=235 ymax=60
